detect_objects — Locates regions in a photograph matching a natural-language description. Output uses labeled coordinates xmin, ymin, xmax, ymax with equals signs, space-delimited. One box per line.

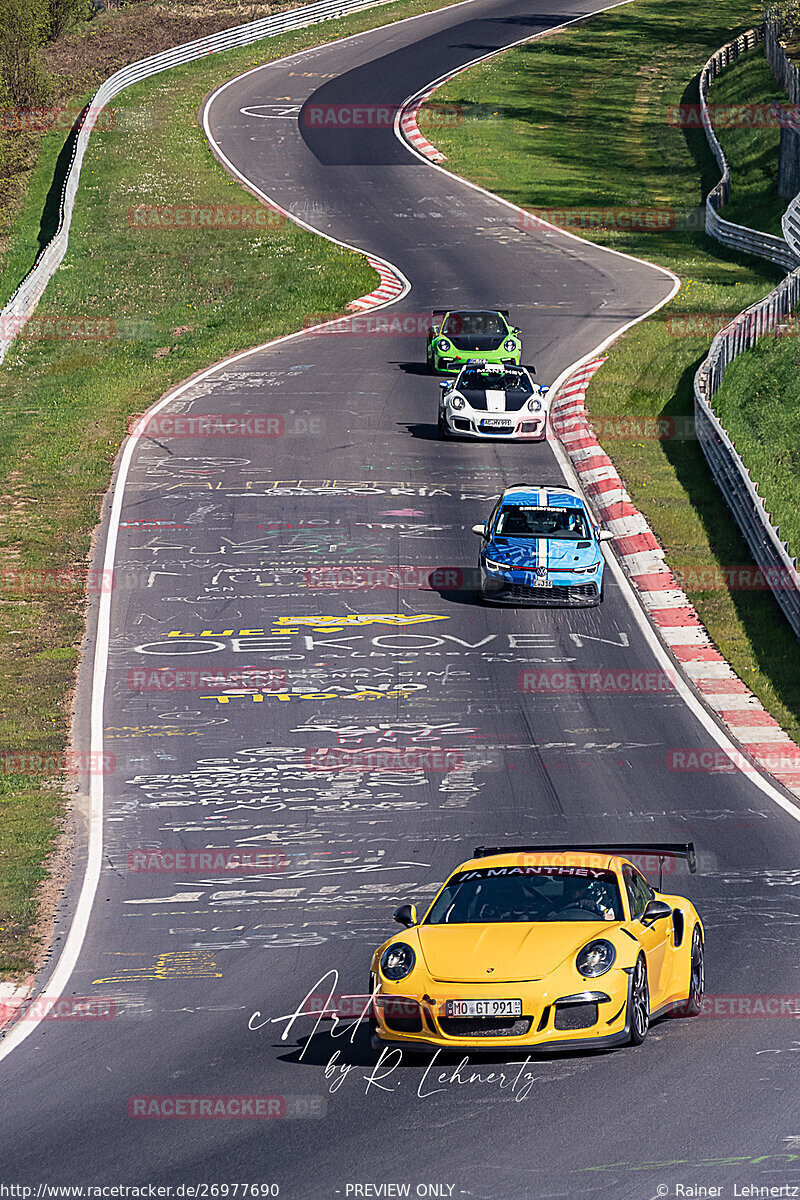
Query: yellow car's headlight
xmin=576 ymin=939 xmax=616 ymax=977
xmin=380 ymin=943 xmax=416 ymax=981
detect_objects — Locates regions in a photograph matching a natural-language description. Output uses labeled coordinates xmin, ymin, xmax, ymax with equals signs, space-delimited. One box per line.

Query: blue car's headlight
xmin=437 ymin=338 xmax=452 ymax=353
xmin=380 ymin=943 xmax=416 ymax=981
xmin=576 ymin=940 xmax=616 ymax=977
xmin=484 ymin=558 xmax=507 ymax=575
xmin=572 ymin=561 xmax=601 ymax=574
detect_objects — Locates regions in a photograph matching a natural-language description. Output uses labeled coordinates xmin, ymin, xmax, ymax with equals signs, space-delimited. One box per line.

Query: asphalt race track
xmin=2 ymin=1 xmax=800 ymax=1196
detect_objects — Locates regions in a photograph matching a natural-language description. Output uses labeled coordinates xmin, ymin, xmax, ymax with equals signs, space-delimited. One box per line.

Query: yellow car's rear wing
xmin=472 ymin=842 xmax=697 ymax=875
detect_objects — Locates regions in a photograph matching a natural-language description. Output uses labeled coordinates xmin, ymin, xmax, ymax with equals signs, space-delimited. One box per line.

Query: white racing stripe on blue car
xmin=536 ymin=537 xmax=548 ymax=573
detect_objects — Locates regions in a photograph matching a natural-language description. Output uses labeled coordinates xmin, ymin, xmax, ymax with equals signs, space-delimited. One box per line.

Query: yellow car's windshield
xmin=425 ymin=866 xmax=624 ymax=923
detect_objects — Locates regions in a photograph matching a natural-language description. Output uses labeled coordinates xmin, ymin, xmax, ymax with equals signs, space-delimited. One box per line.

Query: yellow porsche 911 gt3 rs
xmin=369 ymin=844 xmax=704 ymax=1054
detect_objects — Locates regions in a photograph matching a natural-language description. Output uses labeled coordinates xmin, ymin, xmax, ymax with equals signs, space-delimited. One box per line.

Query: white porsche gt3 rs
xmin=438 ymin=362 xmax=551 ymax=441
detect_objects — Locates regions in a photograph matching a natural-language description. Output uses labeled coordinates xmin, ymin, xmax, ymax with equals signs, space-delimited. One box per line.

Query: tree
xmin=0 ymin=0 xmax=50 ymax=107
xmin=47 ymin=0 xmax=92 ymax=42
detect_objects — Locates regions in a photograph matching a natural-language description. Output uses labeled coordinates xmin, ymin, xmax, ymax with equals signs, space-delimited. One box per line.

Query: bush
xmin=0 ymin=0 xmax=51 ymax=106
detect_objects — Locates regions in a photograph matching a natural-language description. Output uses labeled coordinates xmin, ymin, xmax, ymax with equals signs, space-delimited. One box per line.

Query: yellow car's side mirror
xmin=393 ymin=904 xmax=417 ymax=928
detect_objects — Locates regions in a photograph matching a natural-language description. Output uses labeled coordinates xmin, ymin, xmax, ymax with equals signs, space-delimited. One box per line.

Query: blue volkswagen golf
xmin=472 ymin=484 xmax=612 ymax=606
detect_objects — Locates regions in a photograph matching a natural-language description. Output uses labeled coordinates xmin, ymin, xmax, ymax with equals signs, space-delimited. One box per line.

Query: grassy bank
xmin=711 ymin=334 xmax=800 ymax=562
xmin=0 ymin=0 xmax=297 ymax=307
xmin=708 ymin=50 xmax=800 ymax=565
xmin=425 ymin=0 xmax=800 ymax=745
xmin=710 ymin=47 xmax=789 ymax=237
xmin=0 ymin=0 xmax=464 ymax=980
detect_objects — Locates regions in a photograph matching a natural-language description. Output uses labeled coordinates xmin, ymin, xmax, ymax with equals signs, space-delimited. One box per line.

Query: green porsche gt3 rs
xmin=426 ymin=309 xmax=523 ymax=373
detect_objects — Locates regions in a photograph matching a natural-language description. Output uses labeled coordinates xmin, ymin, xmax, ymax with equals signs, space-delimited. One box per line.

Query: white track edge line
xmin=391 ymin=17 xmax=800 ymax=820
xmin=1 ymin=0 xmax=475 ymax=1058
xmin=392 ymin=0 xmax=680 ymax=281
xmin=2 ymin=0 xmax=791 ymax=1065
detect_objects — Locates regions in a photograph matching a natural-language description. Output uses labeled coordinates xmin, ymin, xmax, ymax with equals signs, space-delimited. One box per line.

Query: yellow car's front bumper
xmin=372 ymin=973 xmax=633 ymax=1055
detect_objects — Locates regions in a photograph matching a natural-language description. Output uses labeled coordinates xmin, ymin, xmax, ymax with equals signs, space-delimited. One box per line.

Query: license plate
xmin=533 ymin=577 xmax=553 ymax=588
xmin=480 ymin=419 xmax=512 ymax=428
xmin=445 ymin=998 xmax=522 ymax=1018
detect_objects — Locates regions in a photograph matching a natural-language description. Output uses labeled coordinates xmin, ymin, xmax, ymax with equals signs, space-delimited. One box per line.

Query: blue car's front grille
xmin=495 ymin=581 xmax=599 ymax=605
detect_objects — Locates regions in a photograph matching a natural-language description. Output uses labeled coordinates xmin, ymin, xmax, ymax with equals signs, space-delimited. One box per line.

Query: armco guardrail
xmin=700 ymin=26 xmax=800 ymax=270
xmin=783 ymin=188 xmax=800 ymax=250
xmin=694 ymin=25 xmax=800 ymax=637
xmin=765 ymin=9 xmax=800 ymax=197
xmin=694 ymin=283 xmax=800 ymax=638
xmin=766 ymin=6 xmax=800 ymax=105
xmin=0 ymin=0 xmax=398 ymax=365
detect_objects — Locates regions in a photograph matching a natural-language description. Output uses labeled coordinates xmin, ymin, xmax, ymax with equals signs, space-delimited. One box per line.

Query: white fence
xmin=0 ymin=0 xmax=398 ymax=364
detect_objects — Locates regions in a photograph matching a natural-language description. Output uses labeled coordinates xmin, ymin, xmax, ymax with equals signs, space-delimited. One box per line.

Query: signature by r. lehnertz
xmin=250 ymin=968 xmax=544 ymax=1101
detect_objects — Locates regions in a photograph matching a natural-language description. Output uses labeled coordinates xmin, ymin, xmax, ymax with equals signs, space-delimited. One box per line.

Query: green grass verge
xmin=425 ymin=0 xmax=800 ymax=745
xmin=0 ymin=777 xmax=64 ymax=979
xmin=709 ymin=47 xmax=789 ymax=237
xmin=711 ymin=334 xmax=800 ymax=563
xmin=0 ymin=0 xmax=466 ymax=980
xmin=705 ymin=52 xmax=800 ymax=569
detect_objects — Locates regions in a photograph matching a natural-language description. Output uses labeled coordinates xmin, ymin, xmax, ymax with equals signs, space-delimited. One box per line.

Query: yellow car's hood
xmin=417 ymin=921 xmax=615 ymax=984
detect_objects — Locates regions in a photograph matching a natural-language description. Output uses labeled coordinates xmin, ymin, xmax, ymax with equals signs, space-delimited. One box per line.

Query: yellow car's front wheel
xmin=684 ymin=926 xmax=705 ymax=1017
xmin=629 ymin=955 xmax=650 ymax=1045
